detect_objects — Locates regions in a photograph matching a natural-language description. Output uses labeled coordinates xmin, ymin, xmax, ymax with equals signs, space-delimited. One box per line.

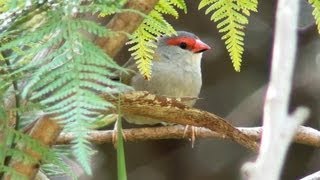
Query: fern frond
xmin=0 ymin=115 xmax=65 ymax=179
xmin=172 ymin=0 xmax=187 ymax=13
xmin=71 ymin=125 xmax=93 ymax=175
xmin=1 ymin=166 xmax=27 ymax=180
xmin=199 ymin=0 xmax=258 ymax=71
xmin=1 ymin=0 xmax=129 ymax=176
xmin=155 ymin=1 xmax=179 ymax=18
xmin=128 ymin=0 xmax=187 ymax=80
xmin=309 ymin=0 xmax=320 ymax=34
xmin=0 ymin=0 xmax=32 ymax=11
xmin=31 ymin=16 xmax=126 ymax=177
xmin=80 ymin=0 xmax=126 ymax=17
xmin=40 ymin=145 xmax=76 ymax=178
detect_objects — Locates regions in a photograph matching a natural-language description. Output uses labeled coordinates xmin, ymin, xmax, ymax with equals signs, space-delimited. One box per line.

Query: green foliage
xmin=0 ymin=0 xmax=129 ymax=177
xmin=309 ymin=0 xmax=320 ymax=33
xmin=199 ymin=0 xmax=258 ymax=71
xmin=41 ymin=145 xmax=77 ymax=178
xmin=0 ymin=0 xmax=26 ymax=12
xmin=0 ymin=0 xmax=271 ymax=178
xmin=128 ymin=0 xmax=187 ymax=80
xmin=116 ymin=117 xmax=127 ymax=180
xmin=0 ymin=106 xmax=67 ymax=179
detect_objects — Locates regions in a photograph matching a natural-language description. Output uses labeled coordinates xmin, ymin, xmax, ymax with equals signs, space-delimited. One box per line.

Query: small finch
xmin=122 ymin=31 xmax=210 ymax=128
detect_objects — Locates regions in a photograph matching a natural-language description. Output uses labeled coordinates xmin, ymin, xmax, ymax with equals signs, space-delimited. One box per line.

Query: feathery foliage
xmin=0 ymin=0 xmax=190 ymax=177
xmin=1 ymin=0 xmax=259 ymax=178
xmin=128 ymin=0 xmax=187 ymax=80
xmin=309 ymin=0 xmax=320 ymax=33
xmin=199 ymin=0 xmax=258 ymax=71
xmin=0 ymin=0 xmax=277 ymax=178
xmin=41 ymin=145 xmax=78 ymax=178
xmin=0 ymin=104 xmax=68 ymax=179
xmin=0 ymin=0 xmax=128 ymax=177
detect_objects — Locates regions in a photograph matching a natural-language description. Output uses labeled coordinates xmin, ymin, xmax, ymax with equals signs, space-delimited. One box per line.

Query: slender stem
xmin=2 ymin=59 xmax=21 ymax=176
xmin=116 ymin=116 xmax=127 ymax=180
xmin=116 ymin=73 xmax=127 ymax=180
xmin=4 ymin=59 xmax=20 ymax=129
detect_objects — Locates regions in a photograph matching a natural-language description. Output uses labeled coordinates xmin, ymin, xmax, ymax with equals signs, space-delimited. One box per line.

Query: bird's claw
xmin=183 ymin=125 xmax=198 ymax=148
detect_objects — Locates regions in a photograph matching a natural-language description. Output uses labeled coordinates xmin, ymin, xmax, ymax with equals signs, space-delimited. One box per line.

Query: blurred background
xmin=77 ymin=0 xmax=320 ymax=179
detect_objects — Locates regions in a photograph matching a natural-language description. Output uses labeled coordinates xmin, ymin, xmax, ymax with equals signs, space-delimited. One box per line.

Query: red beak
xmin=192 ymin=39 xmax=211 ymax=53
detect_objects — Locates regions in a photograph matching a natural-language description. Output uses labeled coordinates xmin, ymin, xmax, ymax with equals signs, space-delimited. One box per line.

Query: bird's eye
xmin=179 ymin=42 xmax=187 ymax=49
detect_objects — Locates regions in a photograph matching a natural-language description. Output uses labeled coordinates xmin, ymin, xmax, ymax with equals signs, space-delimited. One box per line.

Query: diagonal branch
xmin=103 ymin=91 xmax=259 ymax=151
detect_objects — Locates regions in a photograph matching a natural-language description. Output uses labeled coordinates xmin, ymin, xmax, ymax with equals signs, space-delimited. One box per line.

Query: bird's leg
xmin=183 ymin=125 xmax=198 ymax=148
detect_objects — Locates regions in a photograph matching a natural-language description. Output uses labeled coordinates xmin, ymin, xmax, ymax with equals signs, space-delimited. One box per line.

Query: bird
xmin=120 ymin=31 xmax=211 ymax=144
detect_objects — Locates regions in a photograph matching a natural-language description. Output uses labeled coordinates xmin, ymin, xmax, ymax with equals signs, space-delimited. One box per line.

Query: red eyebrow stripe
xmin=166 ymin=37 xmax=196 ymax=48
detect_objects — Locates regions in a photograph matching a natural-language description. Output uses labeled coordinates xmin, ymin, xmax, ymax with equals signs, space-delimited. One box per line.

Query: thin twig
xmin=55 ymin=125 xmax=320 ymax=148
xmin=2 ymin=59 xmax=20 ymax=178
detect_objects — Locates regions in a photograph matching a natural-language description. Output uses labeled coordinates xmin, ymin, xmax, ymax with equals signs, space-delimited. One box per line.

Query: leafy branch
xmin=0 ymin=0 xmax=130 ymax=177
xmin=199 ymin=0 xmax=258 ymax=71
xmin=128 ymin=0 xmax=187 ymax=79
xmin=1 ymin=0 xmax=164 ymax=178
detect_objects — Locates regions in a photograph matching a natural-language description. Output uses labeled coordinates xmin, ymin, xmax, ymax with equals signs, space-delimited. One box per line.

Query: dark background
xmin=77 ymin=0 xmax=320 ymax=179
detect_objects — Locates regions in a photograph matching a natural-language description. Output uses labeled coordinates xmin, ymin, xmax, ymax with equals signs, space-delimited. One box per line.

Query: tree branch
xmin=103 ymin=91 xmax=259 ymax=151
xmin=55 ymin=125 xmax=320 ymax=148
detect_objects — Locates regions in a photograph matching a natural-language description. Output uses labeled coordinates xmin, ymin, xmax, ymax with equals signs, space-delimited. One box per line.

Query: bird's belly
xmin=126 ymin=66 xmax=202 ymax=125
xmin=131 ymin=69 xmax=202 ymax=105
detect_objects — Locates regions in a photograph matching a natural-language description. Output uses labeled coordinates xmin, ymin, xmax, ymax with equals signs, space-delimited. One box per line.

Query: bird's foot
xmin=183 ymin=125 xmax=198 ymax=148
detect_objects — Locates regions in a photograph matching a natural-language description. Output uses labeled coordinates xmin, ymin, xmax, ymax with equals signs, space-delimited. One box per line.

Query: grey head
xmin=154 ymin=31 xmax=211 ymax=68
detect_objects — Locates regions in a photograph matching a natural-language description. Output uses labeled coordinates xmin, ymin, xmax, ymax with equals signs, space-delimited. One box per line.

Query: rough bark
xmin=103 ymin=91 xmax=259 ymax=151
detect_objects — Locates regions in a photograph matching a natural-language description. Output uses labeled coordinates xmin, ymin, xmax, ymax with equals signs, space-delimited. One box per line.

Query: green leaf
xmin=128 ymin=0 xmax=186 ymax=79
xmin=0 ymin=0 xmax=129 ymax=177
xmin=199 ymin=0 xmax=258 ymax=71
xmin=309 ymin=0 xmax=320 ymax=34
xmin=116 ymin=117 xmax=127 ymax=180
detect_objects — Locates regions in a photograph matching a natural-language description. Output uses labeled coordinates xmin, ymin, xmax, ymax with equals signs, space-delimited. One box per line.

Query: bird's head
xmin=156 ymin=31 xmax=211 ymax=67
